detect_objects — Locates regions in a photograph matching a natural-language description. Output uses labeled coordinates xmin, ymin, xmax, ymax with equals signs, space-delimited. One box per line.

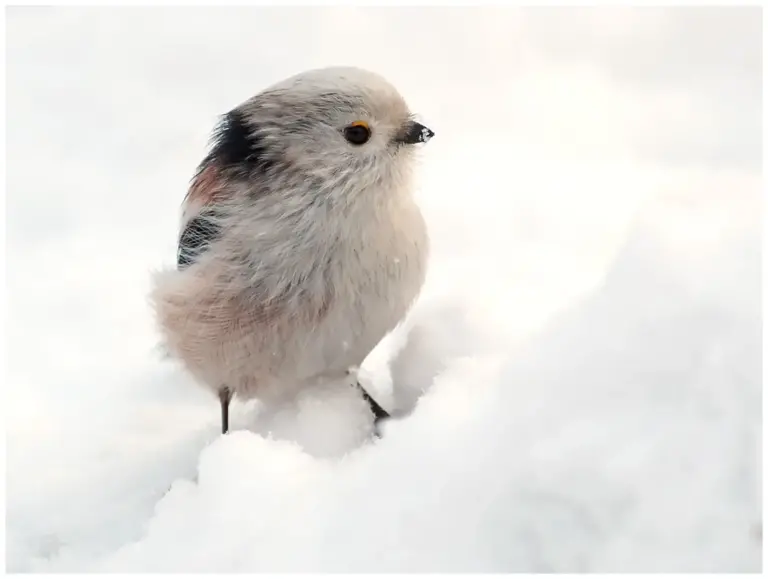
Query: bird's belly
xmin=284 ymin=210 xmax=429 ymax=385
xmin=288 ymin=262 xmax=422 ymax=383
xmin=315 ymin=293 xmax=407 ymax=372
xmin=153 ymin=203 xmax=428 ymax=403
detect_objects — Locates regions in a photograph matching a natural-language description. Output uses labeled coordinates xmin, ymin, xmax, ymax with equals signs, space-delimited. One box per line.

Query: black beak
xmin=398 ymin=121 xmax=435 ymax=145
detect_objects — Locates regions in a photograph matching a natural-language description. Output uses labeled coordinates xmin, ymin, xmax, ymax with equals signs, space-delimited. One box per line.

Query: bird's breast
xmin=306 ymin=198 xmax=429 ymax=373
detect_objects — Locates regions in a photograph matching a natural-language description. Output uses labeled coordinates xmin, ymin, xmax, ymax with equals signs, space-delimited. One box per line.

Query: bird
xmin=149 ymin=66 xmax=434 ymax=435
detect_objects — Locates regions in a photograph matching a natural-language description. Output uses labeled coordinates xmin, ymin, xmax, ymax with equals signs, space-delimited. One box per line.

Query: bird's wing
xmin=177 ymin=160 xmax=229 ymax=270
xmin=176 ymin=109 xmax=270 ymax=269
xmin=177 ymin=209 xmax=222 ymax=269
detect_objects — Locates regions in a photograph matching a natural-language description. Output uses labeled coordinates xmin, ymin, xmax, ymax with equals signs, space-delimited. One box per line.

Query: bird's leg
xmin=219 ymin=387 xmax=232 ymax=434
xmin=356 ymin=381 xmax=390 ymax=424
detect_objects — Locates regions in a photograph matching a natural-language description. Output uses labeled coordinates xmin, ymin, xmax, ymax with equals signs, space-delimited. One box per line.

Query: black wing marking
xmin=201 ymin=110 xmax=274 ymax=176
xmin=177 ymin=109 xmax=272 ymax=270
xmin=177 ymin=211 xmax=222 ymax=270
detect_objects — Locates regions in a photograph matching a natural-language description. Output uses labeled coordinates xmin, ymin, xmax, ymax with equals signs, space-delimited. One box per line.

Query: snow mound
xmin=10 ymin=182 xmax=756 ymax=573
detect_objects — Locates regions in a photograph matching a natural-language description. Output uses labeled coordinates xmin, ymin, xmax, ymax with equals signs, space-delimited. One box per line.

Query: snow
xmin=5 ymin=6 xmax=762 ymax=574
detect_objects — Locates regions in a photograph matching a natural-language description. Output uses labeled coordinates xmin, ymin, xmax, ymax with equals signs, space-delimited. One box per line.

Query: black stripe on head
xmin=204 ymin=110 xmax=274 ymax=174
xmin=177 ymin=211 xmax=222 ymax=269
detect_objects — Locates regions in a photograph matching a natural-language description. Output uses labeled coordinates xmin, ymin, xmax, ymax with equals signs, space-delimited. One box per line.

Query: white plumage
xmin=149 ymin=67 xmax=434 ymax=432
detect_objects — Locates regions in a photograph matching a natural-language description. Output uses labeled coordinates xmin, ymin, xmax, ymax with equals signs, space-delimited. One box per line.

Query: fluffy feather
xmin=150 ymin=66 xmax=431 ymax=406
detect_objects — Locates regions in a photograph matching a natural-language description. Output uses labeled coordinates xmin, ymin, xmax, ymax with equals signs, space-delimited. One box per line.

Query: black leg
xmin=356 ymin=381 xmax=390 ymax=423
xmin=219 ymin=387 xmax=231 ymax=434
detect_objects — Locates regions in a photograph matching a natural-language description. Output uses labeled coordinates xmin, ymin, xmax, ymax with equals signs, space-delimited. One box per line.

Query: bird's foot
xmin=354 ymin=380 xmax=391 ymax=438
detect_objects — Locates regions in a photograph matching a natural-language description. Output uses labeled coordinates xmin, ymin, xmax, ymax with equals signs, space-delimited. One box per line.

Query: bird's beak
xmin=397 ymin=121 xmax=435 ymax=145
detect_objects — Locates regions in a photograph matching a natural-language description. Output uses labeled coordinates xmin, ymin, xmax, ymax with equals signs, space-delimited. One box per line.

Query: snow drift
xmin=8 ymin=176 xmax=760 ymax=573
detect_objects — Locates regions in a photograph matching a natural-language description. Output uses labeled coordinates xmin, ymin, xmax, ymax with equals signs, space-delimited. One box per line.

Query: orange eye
xmin=344 ymin=121 xmax=371 ymax=145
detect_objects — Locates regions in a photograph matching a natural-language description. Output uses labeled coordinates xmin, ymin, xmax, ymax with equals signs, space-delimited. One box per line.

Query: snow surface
xmin=5 ymin=6 xmax=762 ymax=573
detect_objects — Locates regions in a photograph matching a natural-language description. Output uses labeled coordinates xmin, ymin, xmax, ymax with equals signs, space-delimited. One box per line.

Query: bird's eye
xmin=343 ymin=121 xmax=371 ymax=145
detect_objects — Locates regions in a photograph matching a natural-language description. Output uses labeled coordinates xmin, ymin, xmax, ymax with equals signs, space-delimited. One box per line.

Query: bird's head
xmin=188 ymin=66 xmax=434 ymax=209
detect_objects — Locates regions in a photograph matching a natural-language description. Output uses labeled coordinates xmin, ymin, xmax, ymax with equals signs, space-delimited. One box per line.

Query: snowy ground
xmin=5 ymin=6 xmax=762 ymax=573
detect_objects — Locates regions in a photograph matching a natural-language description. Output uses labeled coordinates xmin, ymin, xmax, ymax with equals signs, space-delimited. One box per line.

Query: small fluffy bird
xmin=151 ymin=66 xmax=434 ymax=434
